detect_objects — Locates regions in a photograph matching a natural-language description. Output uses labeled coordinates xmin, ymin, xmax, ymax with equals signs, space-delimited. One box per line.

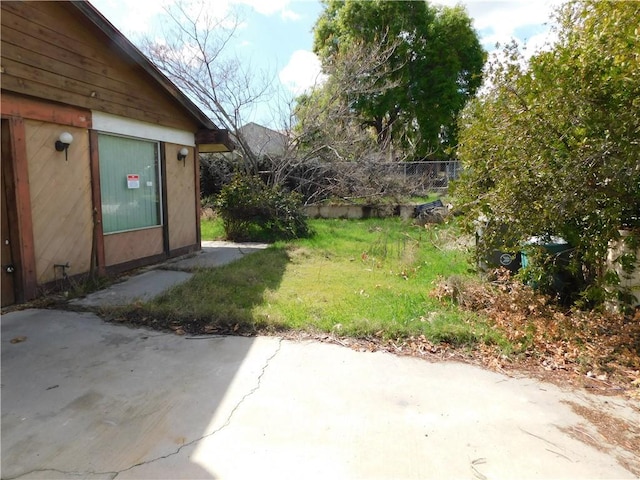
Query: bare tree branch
xmin=140 ymin=0 xmax=275 ymax=174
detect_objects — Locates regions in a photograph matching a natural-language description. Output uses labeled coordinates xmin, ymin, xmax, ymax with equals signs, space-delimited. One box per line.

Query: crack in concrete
xmin=205 ymin=337 xmax=283 ymax=435
xmin=2 ymin=468 xmax=118 ymax=480
xmin=110 ymin=337 xmax=284 ymax=479
xmin=3 ymin=339 xmax=283 ymax=480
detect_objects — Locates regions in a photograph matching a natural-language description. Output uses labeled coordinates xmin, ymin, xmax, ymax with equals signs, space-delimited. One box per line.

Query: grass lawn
xmin=106 ymin=215 xmax=639 ymax=393
xmin=128 ymin=217 xmax=506 ymax=349
xmin=200 ymin=216 xmax=226 ymax=240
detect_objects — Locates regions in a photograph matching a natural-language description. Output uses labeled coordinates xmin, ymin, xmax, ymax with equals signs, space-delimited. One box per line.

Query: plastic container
xmin=521 ymin=236 xmax=571 ymax=268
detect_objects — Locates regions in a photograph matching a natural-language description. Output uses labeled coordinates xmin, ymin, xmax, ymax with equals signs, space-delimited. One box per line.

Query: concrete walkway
xmin=2 ymin=242 xmax=639 ymax=479
xmin=70 ymin=241 xmax=269 ymax=308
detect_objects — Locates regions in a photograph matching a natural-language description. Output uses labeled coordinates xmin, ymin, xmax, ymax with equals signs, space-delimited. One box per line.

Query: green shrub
xmin=215 ymin=174 xmax=311 ymax=242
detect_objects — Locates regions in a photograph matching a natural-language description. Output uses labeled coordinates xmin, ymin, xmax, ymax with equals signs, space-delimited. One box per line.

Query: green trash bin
xmin=521 ymin=236 xmax=573 ymax=296
xmin=521 ymin=236 xmax=571 ymax=268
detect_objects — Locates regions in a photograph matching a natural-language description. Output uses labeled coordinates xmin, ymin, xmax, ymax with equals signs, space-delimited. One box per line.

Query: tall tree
xmin=311 ymin=0 xmax=485 ymax=158
xmin=454 ymin=0 xmax=640 ymax=305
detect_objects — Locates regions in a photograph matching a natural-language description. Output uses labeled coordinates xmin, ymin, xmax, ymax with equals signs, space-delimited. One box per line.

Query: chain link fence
xmin=328 ymin=160 xmax=463 ymax=195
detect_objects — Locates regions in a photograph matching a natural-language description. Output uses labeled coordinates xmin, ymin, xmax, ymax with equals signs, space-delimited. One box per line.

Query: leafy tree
xmin=454 ymin=0 xmax=640 ymax=306
xmin=310 ymin=0 xmax=485 ymax=158
xmin=295 ymin=34 xmax=404 ymax=162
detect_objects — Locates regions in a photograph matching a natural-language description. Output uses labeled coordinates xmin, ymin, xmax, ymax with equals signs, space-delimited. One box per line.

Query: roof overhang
xmin=73 ymin=1 xmax=224 ymax=134
xmin=195 ymin=128 xmax=235 ymax=153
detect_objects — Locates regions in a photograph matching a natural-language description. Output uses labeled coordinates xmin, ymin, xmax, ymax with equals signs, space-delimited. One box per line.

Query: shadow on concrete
xmin=1 ymin=243 xmax=289 ymax=478
xmin=119 ymin=246 xmax=292 ymax=335
xmin=71 ymin=241 xmax=272 ymax=310
xmin=0 ymin=309 xmax=274 ymax=479
xmin=164 ymin=241 xmax=271 ymax=271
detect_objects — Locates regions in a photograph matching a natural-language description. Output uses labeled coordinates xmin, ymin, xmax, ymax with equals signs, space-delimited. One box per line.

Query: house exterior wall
xmin=24 ymin=120 xmax=94 ymax=285
xmin=1 ymin=116 xmax=38 ymax=304
xmin=165 ymin=144 xmax=198 ymax=251
xmin=0 ymin=2 xmax=209 ymax=304
xmin=1 ymin=1 xmax=198 ymax=132
xmin=92 ymin=113 xmax=199 ymax=266
xmin=2 ymin=93 xmax=200 ymax=293
xmin=103 ymin=227 xmax=165 ymax=267
xmin=1 ymin=93 xmax=94 ymax=300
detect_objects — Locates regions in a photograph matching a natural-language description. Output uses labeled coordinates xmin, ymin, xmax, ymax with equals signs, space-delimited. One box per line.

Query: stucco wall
xmin=25 ymin=120 xmax=93 ymax=284
xmin=165 ymin=143 xmax=197 ymax=251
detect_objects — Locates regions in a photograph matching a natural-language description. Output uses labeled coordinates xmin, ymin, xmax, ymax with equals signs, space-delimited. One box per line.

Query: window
xmin=98 ymin=134 xmax=161 ymax=234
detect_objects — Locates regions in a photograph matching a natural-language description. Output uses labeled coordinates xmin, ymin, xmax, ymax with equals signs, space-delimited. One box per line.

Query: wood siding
xmin=1 ymin=1 xmax=198 ymax=132
xmin=2 ymin=93 xmax=92 ymax=129
xmin=0 ymin=118 xmax=37 ymax=304
xmin=104 ymin=227 xmax=164 ymax=267
xmin=0 ymin=2 xmax=213 ymax=301
xmin=165 ymin=144 xmax=198 ymax=251
xmin=24 ymin=120 xmax=93 ymax=285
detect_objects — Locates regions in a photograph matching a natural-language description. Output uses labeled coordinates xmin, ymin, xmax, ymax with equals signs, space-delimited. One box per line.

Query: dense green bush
xmin=215 ymin=174 xmax=311 ymax=242
xmin=454 ymin=0 xmax=640 ymax=307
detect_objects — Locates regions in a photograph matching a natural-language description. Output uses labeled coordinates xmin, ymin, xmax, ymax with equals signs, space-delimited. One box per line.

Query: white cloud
xmin=231 ymin=0 xmax=300 ymax=20
xmin=91 ymin=0 xmax=246 ymax=35
xmin=167 ymin=0 xmax=247 ymax=31
xmin=281 ymin=8 xmax=301 ymax=21
xmin=91 ymin=0 xmax=168 ymax=34
xmin=279 ymin=50 xmax=325 ymax=95
xmin=434 ymin=0 xmax=565 ymax=55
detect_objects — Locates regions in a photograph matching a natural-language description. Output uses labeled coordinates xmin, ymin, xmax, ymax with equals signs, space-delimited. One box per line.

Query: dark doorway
xmin=1 ymin=119 xmax=16 ymax=306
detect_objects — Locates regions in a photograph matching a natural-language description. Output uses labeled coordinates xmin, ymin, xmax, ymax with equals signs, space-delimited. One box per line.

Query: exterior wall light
xmin=55 ymin=132 xmax=73 ymax=161
xmin=177 ymin=147 xmax=189 ymax=165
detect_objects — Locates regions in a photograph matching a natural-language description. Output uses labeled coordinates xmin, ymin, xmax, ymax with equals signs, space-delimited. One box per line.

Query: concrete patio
xmin=2 ymin=308 xmax=637 ymax=479
xmin=2 ymin=240 xmax=638 ymax=479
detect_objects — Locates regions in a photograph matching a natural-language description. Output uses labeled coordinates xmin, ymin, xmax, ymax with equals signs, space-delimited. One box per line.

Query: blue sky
xmin=89 ymin=0 xmax=563 ymax=127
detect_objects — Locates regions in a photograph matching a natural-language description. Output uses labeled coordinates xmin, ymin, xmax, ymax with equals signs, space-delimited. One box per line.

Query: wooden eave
xmin=69 ymin=1 xmax=232 ymax=151
xmin=195 ymin=128 xmax=235 ymax=153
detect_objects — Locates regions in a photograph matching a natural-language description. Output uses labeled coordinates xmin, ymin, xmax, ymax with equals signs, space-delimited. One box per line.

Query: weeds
xmin=104 ymin=216 xmax=639 ymax=394
xmin=114 ymin=218 xmax=500 ymax=350
xmin=200 ymin=216 xmax=226 ymax=240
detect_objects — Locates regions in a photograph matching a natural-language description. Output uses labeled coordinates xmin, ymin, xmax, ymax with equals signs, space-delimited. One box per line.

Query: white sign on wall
xmin=127 ymin=174 xmax=140 ymax=189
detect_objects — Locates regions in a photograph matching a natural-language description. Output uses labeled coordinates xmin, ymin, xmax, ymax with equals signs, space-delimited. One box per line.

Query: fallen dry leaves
xmin=431 ymin=270 xmax=640 ymax=397
xmin=108 ymin=269 xmax=639 ymax=398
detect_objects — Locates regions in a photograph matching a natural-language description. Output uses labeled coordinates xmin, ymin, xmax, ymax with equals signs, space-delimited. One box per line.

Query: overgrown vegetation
xmin=433 ymin=270 xmax=640 ymax=388
xmin=200 ymin=139 xmax=462 ymax=207
xmin=215 ymin=174 xmax=310 ymax=242
xmin=454 ymin=0 xmax=640 ymax=307
xmin=115 ymin=218 xmax=503 ymax=349
xmin=106 ymin=217 xmax=639 ymax=394
xmin=200 ymin=211 xmax=225 ymax=241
